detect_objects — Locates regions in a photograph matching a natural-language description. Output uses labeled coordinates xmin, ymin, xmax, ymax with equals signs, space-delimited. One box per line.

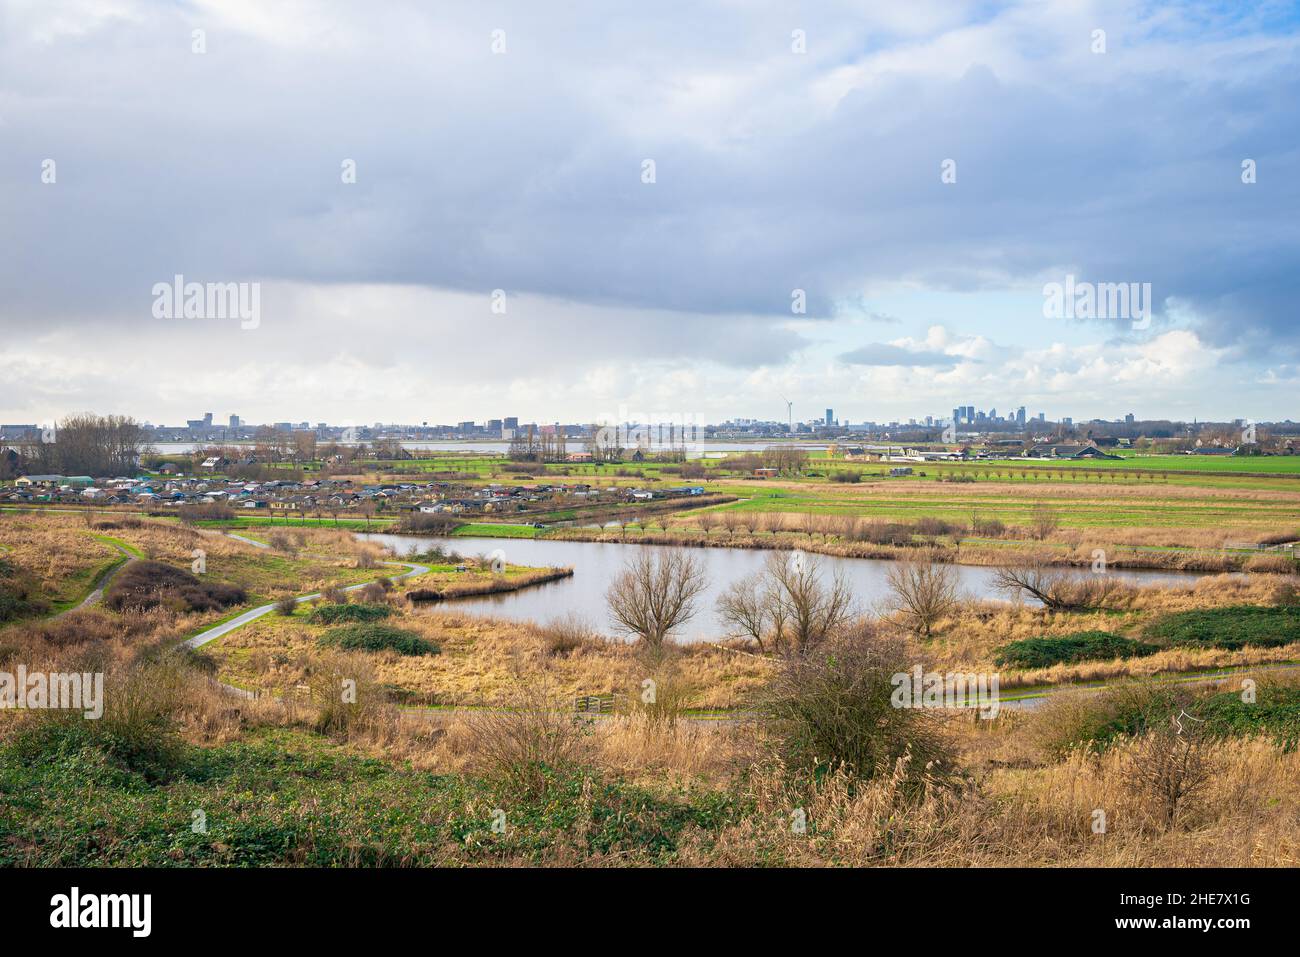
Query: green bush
xmin=309 ymin=602 xmax=392 ymax=624
xmin=759 ymin=627 xmax=956 ymax=792
xmin=6 ymin=662 xmax=188 ymax=784
xmin=1035 ymin=680 xmax=1300 ymax=756
xmin=1196 ymin=684 xmax=1300 ymax=750
xmin=1144 ymin=606 xmax=1300 ymax=650
xmin=317 ymin=623 xmax=438 ymax=656
xmin=1033 ymin=682 xmax=1190 ymax=757
xmin=994 ymin=631 xmax=1159 ymax=669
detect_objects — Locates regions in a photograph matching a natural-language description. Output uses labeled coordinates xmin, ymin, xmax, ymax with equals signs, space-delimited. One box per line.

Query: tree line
xmin=14 ymin=413 xmax=149 ymax=477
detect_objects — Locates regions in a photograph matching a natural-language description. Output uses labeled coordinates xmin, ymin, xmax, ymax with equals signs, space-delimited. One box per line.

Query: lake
xmin=358 ymin=533 xmax=1216 ymax=642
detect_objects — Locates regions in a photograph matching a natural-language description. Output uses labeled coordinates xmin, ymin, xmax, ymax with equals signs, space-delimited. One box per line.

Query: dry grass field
xmin=3 ymin=507 xmax=1299 ymax=868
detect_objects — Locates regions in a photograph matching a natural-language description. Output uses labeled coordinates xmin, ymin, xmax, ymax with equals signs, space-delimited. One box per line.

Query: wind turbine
xmin=781 ymin=396 xmax=793 ymax=435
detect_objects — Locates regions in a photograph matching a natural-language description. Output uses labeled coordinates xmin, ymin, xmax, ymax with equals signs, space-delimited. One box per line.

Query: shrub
xmin=914 ymin=517 xmax=963 ymax=538
xmin=1243 ymin=554 xmax=1298 ymax=573
xmin=275 ymin=595 xmax=299 ymax=616
xmin=7 ymin=660 xmax=189 ymax=783
xmin=396 ymin=513 xmax=461 ymax=535
xmin=884 ymin=552 xmax=960 ymax=639
xmin=317 ymin=623 xmax=438 ymax=656
xmin=759 ymin=626 xmax=956 ymax=792
xmin=1032 ymin=682 xmax=1190 ymax=758
xmin=306 ymin=652 xmax=395 ymax=738
xmin=355 ymin=582 xmax=387 ymax=604
xmin=1195 ymin=682 xmax=1300 ymax=750
xmin=994 ymin=631 xmax=1160 ymax=669
xmin=829 ymin=470 xmax=861 ymax=483
xmin=320 ymin=585 xmax=348 ymax=605
xmin=103 ymin=561 xmax=245 ymax=613
xmin=460 ymin=684 xmax=585 ymax=798
xmin=177 ymin=503 xmax=235 ymax=523
xmin=0 ymin=557 xmax=46 ymax=622
xmin=971 ymin=515 xmax=1006 ymax=537
xmin=22 ymin=610 xmax=110 ymax=647
xmin=1256 ymin=530 xmax=1300 ymax=546
xmin=539 ymin=612 xmax=599 ymax=657
xmin=309 ymin=602 xmax=392 ymax=624
xmin=1144 ymin=605 xmax=1300 ymax=650
xmin=859 ymin=521 xmax=913 ymax=546
xmin=1120 ymin=727 xmax=1213 ymax=831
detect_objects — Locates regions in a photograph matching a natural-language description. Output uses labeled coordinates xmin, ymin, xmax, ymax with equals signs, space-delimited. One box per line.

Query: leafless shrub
xmin=321 ymin=585 xmax=348 ymax=605
xmin=718 ymin=571 xmax=771 ymax=652
xmin=1120 ymin=725 xmax=1214 ymax=831
xmin=539 ymin=612 xmax=601 ymax=657
xmin=306 ymin=651 xmax=395 ymax=738
xmin=717 ymin=552 xmax=855 ymax=656
xmin=884 ymin=550 xmax=961 ymax=638
xmin=461 ymin=683 xmax=586 ymax=798
xmin=759 ymin=624 xmax=956 ymax=791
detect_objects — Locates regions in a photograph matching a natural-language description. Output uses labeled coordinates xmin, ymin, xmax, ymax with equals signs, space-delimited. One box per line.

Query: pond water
xmin=358 ymin=534 xmax=1216 ymax=642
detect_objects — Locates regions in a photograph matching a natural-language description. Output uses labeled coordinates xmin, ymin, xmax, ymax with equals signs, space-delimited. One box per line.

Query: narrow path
xmin=181 ymin=559 xmax=429 ymax=651
xmin=1000 ymin=658 xmax=1300 ymax=710
xmin=225 ymin=531 xmax=269 ymax=549
xmin=53 ymin=541 xmax=136 ymax=618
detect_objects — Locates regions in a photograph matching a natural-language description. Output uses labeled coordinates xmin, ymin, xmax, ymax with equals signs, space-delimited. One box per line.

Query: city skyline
xmin=5 ymin=404 xmax=1291 ymax=441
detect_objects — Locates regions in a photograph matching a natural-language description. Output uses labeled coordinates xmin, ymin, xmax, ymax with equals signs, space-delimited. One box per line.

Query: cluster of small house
xmin=2 ymin=473 xmax=708 ymax=515
xmin=835 ymin=442 xmax=1123 ymax=463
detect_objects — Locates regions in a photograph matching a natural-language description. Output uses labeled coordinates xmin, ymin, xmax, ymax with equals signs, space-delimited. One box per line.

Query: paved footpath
xmin=181 ymin=559 xmax=429 ymax=651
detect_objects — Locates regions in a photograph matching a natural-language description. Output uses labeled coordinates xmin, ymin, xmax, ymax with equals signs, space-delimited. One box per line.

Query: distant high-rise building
xmin=503 ymin=417 xmax=519 ymax=430
xmin=229 ymin=414 xmax=241 ymax=429
xmin=203 ymin=412 xmax=213 ymax=426
xmin=1016 ymin=407 xmax=1026 ymax=426
xmin=1125 ymin=413 xmax=1135 ymax=424
xmin=825 ymin=409 xmax=833 ymax=427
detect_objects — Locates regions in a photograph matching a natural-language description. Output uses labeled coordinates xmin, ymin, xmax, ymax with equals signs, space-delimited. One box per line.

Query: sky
xmin=1 ymin=0 xmax=1298 ymax=428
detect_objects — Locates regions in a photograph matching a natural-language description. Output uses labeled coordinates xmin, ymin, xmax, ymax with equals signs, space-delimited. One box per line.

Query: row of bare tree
xmin=603 ymin=546 xmax=1128 ymax=652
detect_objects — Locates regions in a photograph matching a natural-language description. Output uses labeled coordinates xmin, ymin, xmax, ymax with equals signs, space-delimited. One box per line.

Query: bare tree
xmin=606 ymin=548 xmax=707 ymax=646
xmin=992 ymin=556 xmax=1127 ymax=611
xmin=1030 ymin=502 xmax=1060 ymax=540
xmin=717 ymin=571 xmax=771 ymax=652
xmin=991 ymin=560 xmax=1073 ymax=610
xmin=762 ymin=551 xmax=855 ymax=655
xmin=884 ymin=551 xmax=961 ymax=638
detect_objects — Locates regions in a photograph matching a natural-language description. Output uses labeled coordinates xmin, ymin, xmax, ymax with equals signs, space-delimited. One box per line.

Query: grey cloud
xmin=838 ymin=343 xmax=966 ymax=368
